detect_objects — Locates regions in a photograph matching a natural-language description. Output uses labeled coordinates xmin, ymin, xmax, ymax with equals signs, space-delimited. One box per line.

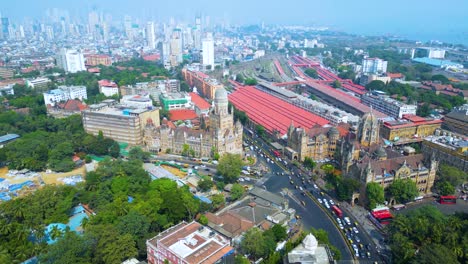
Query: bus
xmin=370 ymin=210 xmax=393 ymax=225
xmin=331 ymin=205 xmax=343 ymax=218
xmin=272 ymin=150 xmax=281 ymax=157
xmin=439 ymin=195 xmax=457 ymax=204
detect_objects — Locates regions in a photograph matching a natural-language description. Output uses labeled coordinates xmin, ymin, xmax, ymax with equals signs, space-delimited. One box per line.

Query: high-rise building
xmin=57 ymin=49 xmax=86 ymax=73
xmin=201 ymin=33 xmax=215 ymax=70
xmin=362 ymin=57 xmax=387 ymax=74
xmin=146 ymin=21 xmax=156 ymax=49
xmin=88 ymin=11 xmax=99 ymax=35
xmin=1 ymin=17 xmax=10 ymax=39
xmin=169 ymin=29 xmax=183 ymax=67
xmin=124 ymin=15 xmax=133 ymax=40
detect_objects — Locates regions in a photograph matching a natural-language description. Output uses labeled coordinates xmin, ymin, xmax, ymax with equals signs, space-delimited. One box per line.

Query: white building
xmin=146 ymin=22 xmax=156 ymax=49
xmin=169 ymin=29 xmax=183 ymax=67
xmin=120 ymin=94 xmax=153 ymax=109
xmin=362 ymin=57 xmax=387 ymax=74
xmin=361 ymin=91 xmax=417 ymax=119
xmin=0 ymin=84 xmax=14 ymax=96
xmin=57 ymin=49 xmax=86 ymax=73
xmin=202 ymin=34 xmax=215 ymax=70
xmin=26 ymin=77 xmax=51 ymax=89
xmin=98 ymin=80 xmax=119 ymax=97
xmin=287 ymin=234 xmax=330 ymax=264
xmin=427 ymin=48 xmax=446 ymax=59
xmin=43 ymin=85 xmax=87 ymax=106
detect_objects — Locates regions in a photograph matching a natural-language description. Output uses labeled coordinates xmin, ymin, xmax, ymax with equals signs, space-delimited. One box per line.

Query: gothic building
xmin=338 ymin=111 xmax=438 ymax=197
xmin=287 ymin=122 xmax=350 ymax=161
xmin=143 ymin=87 xmax=243 ymax=158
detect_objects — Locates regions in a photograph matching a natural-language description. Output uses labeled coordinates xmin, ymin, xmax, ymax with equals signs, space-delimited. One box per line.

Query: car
xmin=353 ymin=227 xmax=359 ymax=234
xmin=329 ymin=199 xmax=335 ymax=205
xmin=366 ymin=252 xmax=371 ymax=258
xmin=336 ymin=218 xmax=341 ymax=224
xmin=359 ymin=243 xmax=364 ymax=249
xmin=288 ymin=176 xmax=292 ymax=180
xmin=290 ymin=180 xmax=294 ymax=184
xmin=295 ymin=214 xmax=302 ymax=219
xmin=355 ymin=252 xmax=359 ymax=258
xmin=204 ymin=168 xmax=210 ymax=171
xmin=349 ymin=238 xmax=353 ymax=244
xmin=324 ymin=203 xmax=330 ymax=209
xmin=295 ymin=185 xmax=299 ymax=189
xmin=339 ymin=223 xmax=344 ymax=230
xmin=313 ymin=184 xmax=319 ymax=189
xmin=352 ymin=244 xmax=358 ymax=251
xmin=320 ymin=191 xmax=325 ymax=196
xmin=301 ymin=201 xmax=306 ymax=206
xmin=281 ymin=172 xmax=285 ymax=176
xmin=355 ymin=236 xmax=361 ymax=243
xmin=317 ymin=198 xmax=323 ymax=204
xmin=344 ymin=217 xmax=351 ymax=225
xmin=299 ymin=186 xmax=303 ymax=191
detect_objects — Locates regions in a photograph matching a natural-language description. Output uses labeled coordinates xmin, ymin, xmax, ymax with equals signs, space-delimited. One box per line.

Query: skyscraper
xmin=1 ymin=17 xmax=10 ymax=39
xmin=146 ymin=22 xmax=156 ymax=49
xmin=202 ymin=33 xmax=215 ymax=70
xmin=57 ymin=49 xmax=86 ymax=73
xmin=169 ymin=28 xmax=183 ymax=67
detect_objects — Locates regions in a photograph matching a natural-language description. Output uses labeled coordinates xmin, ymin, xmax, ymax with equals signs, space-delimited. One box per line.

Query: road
xmin=246 ymin=132 xmax=383 ymax=263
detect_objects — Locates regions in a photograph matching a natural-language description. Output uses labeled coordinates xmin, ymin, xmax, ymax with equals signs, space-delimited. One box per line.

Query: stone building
xmin=143 ymin=87 xmax=243 ymax=158
xmin=287 ymin=122 xmax=350 ymax=161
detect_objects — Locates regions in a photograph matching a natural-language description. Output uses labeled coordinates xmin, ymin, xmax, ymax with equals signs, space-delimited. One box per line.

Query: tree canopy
xmin=388 ymin=179 xmax=418 ymax=204
xmin=217 ymin=153 xmax=243 ymax=183
xmin=366 ymin=182 xmax=385 ymax=209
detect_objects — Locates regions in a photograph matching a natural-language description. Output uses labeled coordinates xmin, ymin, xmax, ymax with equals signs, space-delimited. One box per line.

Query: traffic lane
xmin=287 ymin=190 xmax=353 ymax=261
xmin=263 ymin=174 xmax=352 ymax=261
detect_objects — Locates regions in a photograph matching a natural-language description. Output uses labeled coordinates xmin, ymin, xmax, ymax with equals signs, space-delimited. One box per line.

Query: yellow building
xmin=380 ymin=115 xmax=442 ymax=144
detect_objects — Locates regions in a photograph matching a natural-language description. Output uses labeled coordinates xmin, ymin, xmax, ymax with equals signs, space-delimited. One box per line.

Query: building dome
xmin=328 ymin=127 xmax=340 ymax=136
xmin=302 ymin=234 xmax=318 ymax=251
xmin=214 ymin=87 xmax=228 ymax=101
xmin=374 ymin=146 xmax=387 ymax=158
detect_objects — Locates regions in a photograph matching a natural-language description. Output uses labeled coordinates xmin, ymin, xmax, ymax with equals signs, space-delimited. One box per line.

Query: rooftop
xmin=169 ymin=109 xmax=198 ymax=121
xmin=383 ymin=115 xmax=442 ymax=129
xmin=229 ymin=86 xmax=329 ymax=135
xmin=0 ymin=134 xmax=20 ymax=144
xmin=189 ymin=92 xmax=211 ymax=110
xmin=147 ymin=221 xmax=232 ymax=264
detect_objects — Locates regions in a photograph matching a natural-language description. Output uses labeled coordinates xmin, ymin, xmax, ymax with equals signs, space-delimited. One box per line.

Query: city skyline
xmin=1 ymin=0 xmax=468 ymax=45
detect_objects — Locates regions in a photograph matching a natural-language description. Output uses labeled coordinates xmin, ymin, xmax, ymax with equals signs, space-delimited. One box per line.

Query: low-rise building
xmin=287 ymin=234 xmax=330 ymax=264
xmin=380 ymin=114 xmax=442 ymax=144
xmin=120 ymin=94 xmax=153 ymax=108
xmin=422 ymin=131 xmax=468 ymax=172
xmin=47 ymin=99 xmax=88 ymax=118
xmin=443 ymin=104 xmax=468 ymax=136
xmin=0 ymin=67 xmax=14 ymax=79
xmin=85 ymin=54 xmax=112 ymax=66
xmin=361 ymin=91 xmax=417 ymax=119
xmin=43 ymin=85 xmax=87 ymax=106
xmin=26 ymin=77 xmax=51 ymax=90
xmin=98 ymin=80 xmax=119 ymax=97
xmin=0 ymin=84 xmax=14 ymax=96
xmin=189 ymin=92 xmax=211 ymax=115
xmin=82 ymin=100 xmax=159 ymax=146
xmin=159 ymin=92 xmax=191 ymax=111
xmin=146 ymin=221 xmax=234 ymax=264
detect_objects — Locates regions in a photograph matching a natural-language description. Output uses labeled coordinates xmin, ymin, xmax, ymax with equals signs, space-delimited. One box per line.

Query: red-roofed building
xmin=169 ymin=109 xmax=198 ymax=122
xmin=189 ymin=92 xmax=211 ymax=115
xmin=229 ymin=86 xmax=329 ymax=136
xmin=47 ymin=99 xmax=88 ymax=118
xmin=87 ymin=67 xmax=100 ymax=73
xmin=143 ymin=54 xmax=160 ymax=61
xmin=98 ymin=80 xmax=119 ymax=96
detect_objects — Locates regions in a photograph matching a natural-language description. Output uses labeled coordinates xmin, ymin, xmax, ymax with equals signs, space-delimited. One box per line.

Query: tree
xmin=435 ymin=181 xmax=455 ymax=196
xmin=417 ymin=103 xmax=431 ymax=117
xmin=236 ymin=74 xmax=244 ymax=83
xmin=244 ymin=78 xmax=258 ymax=85
xmin=198 ymin=178 xmax=214 ymax=192
xmin=332 ymin=80 xmax=342 ymax=88
xmin=181 ymin=144 xmax=190 ymax=157
xmin=211 ymin=194 xmax=225 ymax=209
xmin=235 ymin=255 xmax=250 ymax=264
xmin=241 ymin=228 xmax=268 ymax=260
xmin=365 ymin=80 xmax=386 ymax=91
xmin=388 ymin=179 xmax=419 ymax=204
xmin=438 ymin=165 xmax=467 ymax=187
xmin=217 ymin=153 xmax=243 ymax=183
xmin=255 ymin=124 xmax=266 ymax=138
xmin=431 ymin=74 xmax=450 ymax=84
xmin=129 ymin=147 xmax=150 ymax=161
xmin=412 ymin=243 xmax=458 ymax=264
xmin=39 ymin=232 xmax=92 ymax=264
xmin=366 ymin=182 xmax=385 ymax=209
xmin=304 ymin=68 xmax=318 ymax=78
xmin=198 ymin=214 xmax=208 ymax=225
xmin=270 ymin=224 xmax=287 ymax=242
xmin=303 ymin=157 xmax=316 ymax=170
xmin=230 ymin=183 xmax=245 ymax=200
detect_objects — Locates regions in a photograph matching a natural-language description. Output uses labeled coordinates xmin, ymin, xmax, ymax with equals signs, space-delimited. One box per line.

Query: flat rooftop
xmin=148 ymin=221 xmax=232 ymax=264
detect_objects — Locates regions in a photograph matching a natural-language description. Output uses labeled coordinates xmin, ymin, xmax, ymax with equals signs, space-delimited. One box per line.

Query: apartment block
xmin=362 ymin=91 xmax=416 ymax=119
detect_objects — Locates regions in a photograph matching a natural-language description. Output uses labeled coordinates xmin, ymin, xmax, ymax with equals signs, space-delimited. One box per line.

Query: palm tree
xmin=49 ymin=225 xmax=63 ymax=241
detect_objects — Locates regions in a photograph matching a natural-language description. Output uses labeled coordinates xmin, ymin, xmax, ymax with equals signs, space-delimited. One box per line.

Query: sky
xmin=2 ymin=0 xmax=468 ymax=44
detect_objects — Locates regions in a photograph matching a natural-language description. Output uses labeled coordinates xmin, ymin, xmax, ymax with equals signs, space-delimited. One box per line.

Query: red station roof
xmin=228 ymin=86 xmax=329 ymax=135
xmin=189 ymin=92 xmax=211 ymax=110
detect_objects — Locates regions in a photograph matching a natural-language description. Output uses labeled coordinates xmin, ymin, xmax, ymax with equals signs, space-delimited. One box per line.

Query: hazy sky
xmin=2 ymin=0 xmax=468 ymax=44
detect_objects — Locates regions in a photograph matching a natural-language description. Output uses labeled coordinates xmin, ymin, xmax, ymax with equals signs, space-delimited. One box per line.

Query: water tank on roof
xmin=122 ymin=109 xmax=130 ymax=116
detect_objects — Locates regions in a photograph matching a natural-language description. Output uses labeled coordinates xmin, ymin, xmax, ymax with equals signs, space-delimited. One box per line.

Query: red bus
xmin=272 ymin=150 xmax=281 ymax=157
xmin=439 ymin=195 xmax=457 ymax=204
xmin=331 ymin=205 xmax=343 ymax=218
xmin=370 ymin=210 xmax=393 ymax=225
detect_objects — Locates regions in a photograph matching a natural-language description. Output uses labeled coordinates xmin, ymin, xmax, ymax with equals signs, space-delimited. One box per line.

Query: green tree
xmin=303 ymin=157 xmax=316 ymax=170
xmin=332 ymin=80 xmax=342 ymax=88
xmin=366 ymin=182 xmax=385 ymax=209
xmin=431 ymin=74 xmax=450 ymax=84
xmin=270 ymin=224 xmax=287 ymax=242
xmin=388 ymin=179 xmax=419 ymax=204
xmin=255 ymin=124 xmax=266 ymax=138
xmin=217 ymin=153 xmax=243 ymax=183
xmin=198 ymin=178 xmax=214 ymax=192
xmin=211 ymin=194 xmax=225 ymax=209
xmin=304 ymin=68 xmax=318 ymax=78
xmin=438 ymin=164 xmax=468 ymax=187
xmin=39 ymin=232 xmax=92 ymax=264
xmin=230 ymin=183 xmax=245 ymax=200
xmin=412 ymin=243 xmax=458 ymax=264
xmin=241 ymin=227 xmax=268 ymax=260
xmin=181 ymin=144 xmax=190 ymax=157
xmin=236 ymin=74 xmax=244 ymax=83
xmin=128 ymin=147 xmax=150 ymax=161
xmin=365 ymin=80 xmax=386 ymax=91
xmin=198 ymin=214 xmax=208 ymax=225
xmin=435 ymin=181 xmax=455 ymax=196
xmin=234 ymin=255 xmax=250 ymax=264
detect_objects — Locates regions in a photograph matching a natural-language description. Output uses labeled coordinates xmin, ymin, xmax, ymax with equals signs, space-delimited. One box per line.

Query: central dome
xmin=214 ymin=87 xmax=228 ymax=101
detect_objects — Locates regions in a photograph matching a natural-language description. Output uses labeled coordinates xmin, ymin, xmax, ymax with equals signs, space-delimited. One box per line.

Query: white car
xmin=336 ymin=218 xmax=342 ymax=224
xmin=353 ymin=227 xmax=359 ymax=234
xmin=339 ymin=223 xmax=344 ymax=230
xmin=344 ymin=217 xmax=351 ymax=225
xmin=324 ymin=203 xmax=330 ymax=209
xmin=329 ymin=199 xmax=335 ymax=205
xmin=313 ymin=184 xmax=318 ymax=189
xmin=317 ymin=198 xmax=323 ymax=204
